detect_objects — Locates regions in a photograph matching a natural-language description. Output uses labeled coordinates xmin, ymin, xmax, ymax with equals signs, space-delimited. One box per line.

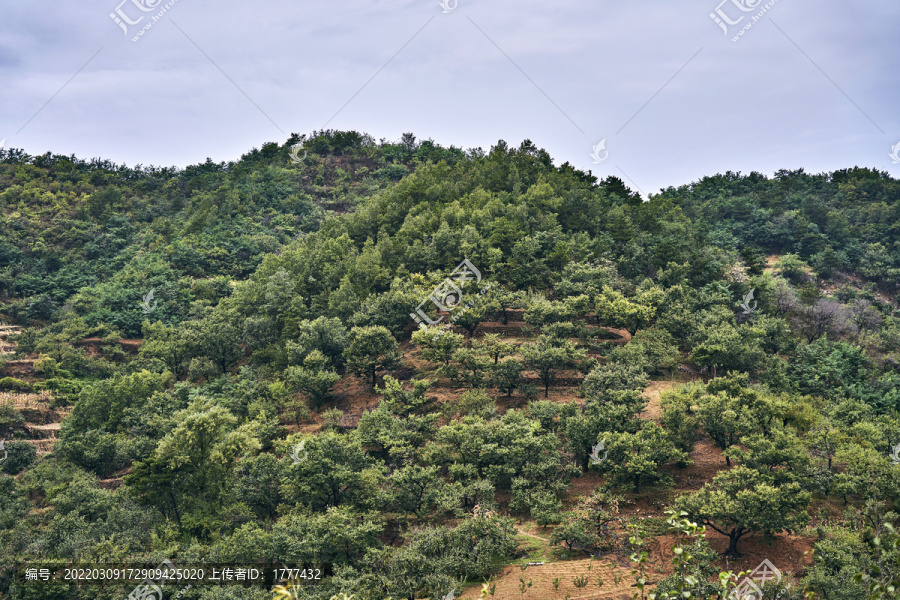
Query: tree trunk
xmin=169 ymin=489 xmax=182 ymax=527
xmin=726 ymin=531 xmax=742 ymax=558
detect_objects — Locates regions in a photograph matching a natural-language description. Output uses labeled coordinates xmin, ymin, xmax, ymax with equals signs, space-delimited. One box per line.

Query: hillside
xmin=1 ymin=133 xmax=900 ymax=600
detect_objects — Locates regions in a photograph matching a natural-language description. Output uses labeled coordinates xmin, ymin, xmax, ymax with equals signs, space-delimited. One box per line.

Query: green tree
xmin=549 ymin=489 xmax=620 ymax=556
xmin=723 ymin=428 xmax=811 ymax=486
xmin=287 ymin=316 xmax=349 ymax=366
xmin=563 ymin=392 xmax=645 ymax=472
xmin=453 ymin=347 xmax=491 ymax=388
xmin=660 ymin=384 xmax=703 ymax=454
xmin=285 ymin=350 xmax=341 ymax=409
xmin=358 ymin=385 xmax=439 ymax=460
xmin=376 ymin=376 xmax=432 ymax=417
xmin=125 ymin=398 xmax=260 ymax=536
xmin=581 ymin=363 xmax=648 ymax=400
xmin=451 ymin=299 xmax=489 ymax=338
xmin=411 ymin=325 xmax=464 ymax=366
xmin=483 ymin=286 xmax=527 ymax=325
xmin=183 ymin=307 xmax=245 ymax=374
xmin=521 ymin=338 xmax=586 ymax=398
xmin=608 ymin=327 xmax=680 ymax=375
xmin=386 ymin=464 xmax=444 ymax=522
xmin=523 ymin=299 xmax=575 ymax=327
xmin=595 ymin=421 xmax=688 ymax=491
xmin=595 ymin=286 xmax=655 ymax=335
xmin=473 ymin=333 xmax=514 ymax=364
xmin=1 ymin=441 xmax=37 ymax=475
xmin=343 ymin=325 xmax=402 ymax=388
xmin=674 ymin=466 xmax=810 ymax=557
xmin=690 ymin=320 xmax=765 ymax=377
xmin=282 ymin=431 xmax=385 ymax=511
xmin=233 ymin=453 xmax=284 ymax=521
xmin=695 ymin=381 xmax=770 ymax=466
xmin=490 ymin=358 xmax=524 ymax=396
xmin=63 ymin=370 xmax=165 ymax=433
xmin=139 ymin=320 xmax=191 ymax=375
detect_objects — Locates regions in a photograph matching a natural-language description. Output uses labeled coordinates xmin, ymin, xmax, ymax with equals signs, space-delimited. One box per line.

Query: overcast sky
xmin=1 ymin=0 xmax=897 ymax=196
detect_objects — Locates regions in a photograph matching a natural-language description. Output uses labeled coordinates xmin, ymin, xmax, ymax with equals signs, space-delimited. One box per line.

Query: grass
xmin=512 ymin=534 xmax=552 ymax=565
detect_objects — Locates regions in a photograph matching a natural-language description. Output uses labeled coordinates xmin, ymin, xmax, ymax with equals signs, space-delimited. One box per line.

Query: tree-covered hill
xmin=2 ymin=133 xmax=900 ymax=600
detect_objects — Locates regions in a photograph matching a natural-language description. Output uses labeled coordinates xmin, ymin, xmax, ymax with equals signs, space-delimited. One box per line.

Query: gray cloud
xmin=1 ymin=0 xmax=897 ymax=195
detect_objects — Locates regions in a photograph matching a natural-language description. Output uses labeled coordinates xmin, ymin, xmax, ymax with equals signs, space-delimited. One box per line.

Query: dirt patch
xmin=76 ymin=338 xmax=143 ymax=357
xmin=640 ymin=380 xmax=680 ymax=422
xmin=460 ymin=558 xmax=638 ymax=600
xmin=706 ymin=531 xmax=815 ymax=580
xmin=563 ymin=470 xmax=606 ymax=505
xmin=459 ymin=527 xmax=814 ymax=599
xmin=669 ymin=439 xmax=729 ymax=491
xmin=0 ymin=359 xmax=37 ymax=378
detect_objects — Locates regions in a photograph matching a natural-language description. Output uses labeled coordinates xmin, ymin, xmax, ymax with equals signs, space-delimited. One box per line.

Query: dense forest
xmin=2 ymin=130 xmax=900 ymax=599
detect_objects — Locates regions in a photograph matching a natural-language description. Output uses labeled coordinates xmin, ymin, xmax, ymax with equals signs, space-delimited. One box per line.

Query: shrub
xmin=0 ymin=404 xmax=24 ymax=435
xmin=1 ymin=440 xmax=37 ymax=474
xmin=0 ymin=377 xmax=33 ymax=392
xmin=520 ymin=384 xmax=539 ymax=402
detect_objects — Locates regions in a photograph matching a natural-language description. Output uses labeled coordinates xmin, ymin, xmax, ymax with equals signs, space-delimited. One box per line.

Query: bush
xmin=1 ymin=440 xmax=37 ymax=474
xmin=776 ymin=253 xmax=811 ymax=284
xmin=520 ymin=383 xmax=539 ymax=401
xmin=490 ymin=358 xmax=523 ymax=396
xmin=0 ymin=377 xmax=33 ymax=392
xmin=35 ymin=377 xmax=83 ymax=404
xmin=608 ymin=327 xmax=680 ymax=375
xmin=57 ymin=429 xmax=131 ymax=477
xmin=374 ymin=164 xmax=408 ymax=180
xmin=188 ymin=357 xmax=220 ymax=381
xmin=285 ymin=351 xmax=341 ymax=409
xmin=33 ymin=355 xmax=59 ymax=376
xmin=287 ymin=316 xmax=349 ymax=367
xmin=581 ymin=363 xmax=648 ymax=400
xmin=0 ymin=404 xmax=24 ymax=435
xmin=457 ymin=389 xmax=496 ymax=420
